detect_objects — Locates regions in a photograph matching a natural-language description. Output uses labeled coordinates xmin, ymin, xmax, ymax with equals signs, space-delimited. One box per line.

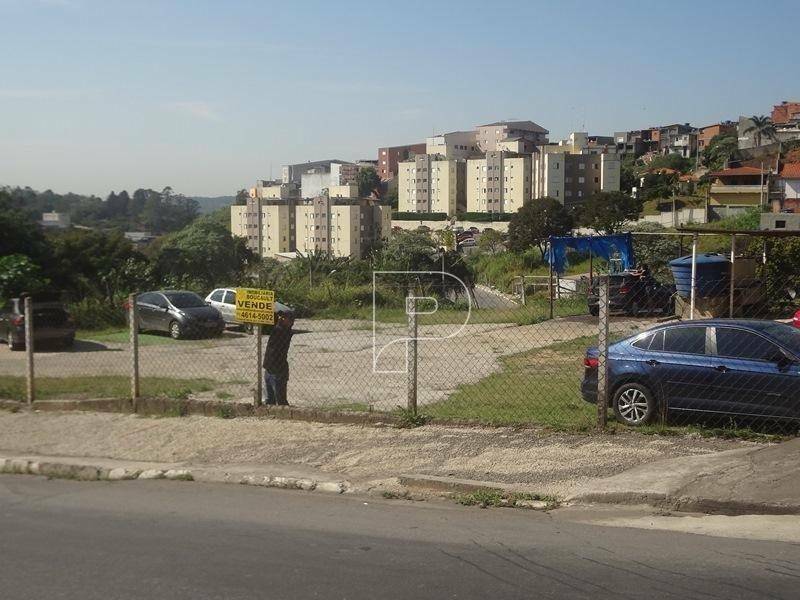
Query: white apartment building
xmin=466 ymin=151 xmax=531 ymax=213
xmin=397 ymin=154 xmax=466 ymax=216
xmin=425 ymin=131 xmax=478 ymax=159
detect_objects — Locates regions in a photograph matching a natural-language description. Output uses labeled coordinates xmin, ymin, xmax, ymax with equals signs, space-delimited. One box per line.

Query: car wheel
xmin=169 ymin=321 xmax=182 ymax=340
xmin=9 ymin=338 xmax=23 ymax=351
xmin=613 ymin=383 xmax=656 ymax=426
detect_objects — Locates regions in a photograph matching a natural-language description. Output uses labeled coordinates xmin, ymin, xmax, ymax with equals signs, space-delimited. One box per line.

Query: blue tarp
xmin=547 ymin=233 xmax=635 ymax=275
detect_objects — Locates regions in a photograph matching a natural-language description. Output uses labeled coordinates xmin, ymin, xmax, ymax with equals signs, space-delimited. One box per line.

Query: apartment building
xmin=425 ymin=131 xmax=478 ymax=159
xmin=532 ymin=151 xmax=621 ymax=209
xmin=299 ymin=161 xmax=361 ymax=198
xmin=614 ymin=128 xmax=660 ymax=156
xmin=397 ymin=154 xmax=466 ymax=216
xmin=296 ymin=196 xmax=391 ymax=258
xmin=281 ymin=159 xmax=351 ymax=185
xmin=231 ymin=196 xmax=296 ymax=258
xmin=659 ymin=124 xmax=698 ymax=158
xmin=466 ymin=151 xmax=531 ymax=214
xmin=476 ymin=120 xmax=548 ymax=151
xmin=698 ymin=121 xmax=736 ymax=150
xmin=249 ymin=180 xmax=300 ymax=200
xmin=772 ymin=101 xmax=800 ymax=125
xmin=377 ymin=143 xmax=426 ymax=180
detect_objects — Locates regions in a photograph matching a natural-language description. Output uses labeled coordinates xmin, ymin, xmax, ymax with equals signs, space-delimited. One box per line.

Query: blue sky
xmin=1 ymin=0 xmax=797 ymax=197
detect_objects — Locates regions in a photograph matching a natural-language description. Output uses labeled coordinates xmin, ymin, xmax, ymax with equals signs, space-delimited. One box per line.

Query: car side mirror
xmin=773 ymin=352 xmax=793 ymax=370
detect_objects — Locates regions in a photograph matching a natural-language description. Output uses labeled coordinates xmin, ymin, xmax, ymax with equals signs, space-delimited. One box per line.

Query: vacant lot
xmin=0 ymin=315 xmax=651 ymax=423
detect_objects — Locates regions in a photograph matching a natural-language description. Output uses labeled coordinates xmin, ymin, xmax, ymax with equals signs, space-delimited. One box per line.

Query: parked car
xmin=582 ymin=319 xmax=800 ymax=426
xmin=587 ymin=272 xmax=675 ymax=316
xmin=793 ymin=309 xmax=800 ymax=329
xmin=0 ymin=297 xmax=76 ymax=350
xmin=205 ymin=288 xmax=293 ymax=330
xmin=136 ymin=290 xmax=224 ymax=339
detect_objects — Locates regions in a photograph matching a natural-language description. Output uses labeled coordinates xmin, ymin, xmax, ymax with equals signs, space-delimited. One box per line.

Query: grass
xmin=0 ymin=375 xmax=215 ymax=402
xmin=78 ymin=328 xmax=178 ymax=346
xmin=328 ymin=402 xmax=372 ymax=412
xmin=455 ymin=490 xmax=559 ymax=509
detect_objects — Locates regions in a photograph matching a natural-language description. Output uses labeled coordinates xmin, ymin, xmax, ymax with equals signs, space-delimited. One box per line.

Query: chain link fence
xmin=2 ymin=229 xmax=800 ymax=435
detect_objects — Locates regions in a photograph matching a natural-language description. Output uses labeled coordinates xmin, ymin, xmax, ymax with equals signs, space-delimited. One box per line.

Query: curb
xmin=0 ymin=456 xmax=351 ymax=495
xmin=571 ymin=490 xmax=800 ymax=516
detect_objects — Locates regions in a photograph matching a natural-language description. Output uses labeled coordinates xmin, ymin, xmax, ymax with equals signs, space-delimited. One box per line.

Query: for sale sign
xmin=235 ymin=288 xmax=275 ymax=325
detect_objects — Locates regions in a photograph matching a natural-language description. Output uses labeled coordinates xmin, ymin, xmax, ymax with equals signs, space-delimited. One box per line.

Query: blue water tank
xmin=669 ymin=253 xmax=730 ymax=298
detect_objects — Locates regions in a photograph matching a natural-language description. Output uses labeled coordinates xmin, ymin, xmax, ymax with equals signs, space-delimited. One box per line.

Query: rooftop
xmin=778 ymin=162 xmax=800 ymax=179
xmin=708 ymin=166 xmax=768 ymax=177
xmin=477 ymin=120 xmax=548 ymax=133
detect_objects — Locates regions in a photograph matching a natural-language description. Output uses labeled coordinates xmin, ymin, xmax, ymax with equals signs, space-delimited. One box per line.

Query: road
xmin=2 ymin=477 xmax=799 ymax=600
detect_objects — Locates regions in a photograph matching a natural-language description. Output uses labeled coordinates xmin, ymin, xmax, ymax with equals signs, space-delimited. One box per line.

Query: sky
xmin=1 ymin=0 xmax=798 ymax=198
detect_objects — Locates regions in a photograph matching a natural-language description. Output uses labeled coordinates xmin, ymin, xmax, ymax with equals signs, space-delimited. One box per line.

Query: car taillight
xmin=11 ymin=315 xmax=24 ymax=326
xmin=584 ymin=357 xmax=599 ymax=369
xmin=618 ymin=286 xmax=630 ymax=295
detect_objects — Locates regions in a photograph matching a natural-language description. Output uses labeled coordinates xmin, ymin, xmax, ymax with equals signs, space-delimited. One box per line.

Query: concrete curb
xmin=0 ymin=455 xmax=351 ymax=495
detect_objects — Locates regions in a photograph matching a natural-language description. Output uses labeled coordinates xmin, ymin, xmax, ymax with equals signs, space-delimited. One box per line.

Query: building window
xmin=594 ymin=177 xmax=599 ymax=183
xmin=578 ymin=177 xmax=585 ymax=184
xmin=776 ymin=220 xmax=787 ymax=229
xmin=579 ymin=163 xmax=585 ymax=170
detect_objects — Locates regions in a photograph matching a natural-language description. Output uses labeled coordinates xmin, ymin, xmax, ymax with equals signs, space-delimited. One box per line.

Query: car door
xmin=207 ymin=289 xmax=226 ymax=320
xmin=136 ymin=293 xmax=158 ymax=329
xmin=652 ymin=325 xmax=716 ymax=412
xmin=710 ymin=327 xmax=800 ymax=419
xmin=222 ymin=290 xmax=237 ymax=323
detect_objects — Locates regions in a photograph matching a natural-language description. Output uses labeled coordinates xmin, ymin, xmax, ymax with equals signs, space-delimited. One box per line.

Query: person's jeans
xmin=264 ymin=372 xmax=288 ymax=405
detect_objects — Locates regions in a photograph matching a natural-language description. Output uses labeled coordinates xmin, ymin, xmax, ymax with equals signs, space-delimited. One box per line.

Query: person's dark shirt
xmin=263 ymin=323 xmax=293 ymax=377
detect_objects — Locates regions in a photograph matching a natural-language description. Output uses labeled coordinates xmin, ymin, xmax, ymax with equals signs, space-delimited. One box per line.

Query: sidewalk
xmin=569 ymin=438 xmax=800 ymax=515
xmin=0 ymin=410 xmax=750 ymax=498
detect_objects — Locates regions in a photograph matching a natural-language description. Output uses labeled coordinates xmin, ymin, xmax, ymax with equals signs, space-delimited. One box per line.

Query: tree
xmin=701 ymin=132 xmax=738 ymax=171
xmin=433 ymin=229 xmax=455 ymax=251
xmin=641 ymin=172 xmax=678 ymax=201
xmin=581 ymin=191 xmax=643 ymax=234
xmin=507 ymin=197 xmax=574 ymax=258
xmin=235 ymin=189 xmax=250 ymax=206
xmin=628 ymin=222 xmax=680 ymax=280
xmin=478 ymin=229 xmax=504 ymax=254
xmin=645 ymin=153 xmax=693 ymax=173
xmin=357 ymin=167 xmax=381 ymax=198
xmin=0 ymin=255 xmax=49 ymax=299
xmin=619 ymin=155 xmax=638 ymax=194
xmin=744 ymin=115 xmax=776 ymax=148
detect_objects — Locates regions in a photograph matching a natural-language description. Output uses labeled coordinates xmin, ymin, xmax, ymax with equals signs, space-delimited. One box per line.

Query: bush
xmin=457 ymin=212 xmax=513 ymax=222
xmin=68 ymin=297 xmax=127 ymax=330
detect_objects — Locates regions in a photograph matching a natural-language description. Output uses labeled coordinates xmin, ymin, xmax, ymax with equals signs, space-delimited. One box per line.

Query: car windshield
xmin=165 ymin=292 xmax=206 ymax=308
xmin=763 ymin=323 xmax=800 ymax=355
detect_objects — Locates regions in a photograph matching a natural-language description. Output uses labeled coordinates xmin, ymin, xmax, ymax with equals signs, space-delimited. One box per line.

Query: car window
xmin=209 ymin=290 xmax=224 ymax=302
xmin=138 ymin=293 xmax=157 ymax=305
xmin=716 ymin=328 xmax=781 ymax=362
xmin=663 ymin=327 xmax=706 ymax=355
xmin=164 ymin=292 xmax=205 ymax=308
xmin=762 ymin=323 xmax=800 ymax=356
xmin=632 ymin=330 xmax=664 ymax=351
xmin=223 ymin=291 xmax=235 ymax=305
xmin=151 ymin=294 xmax=168 ymax=308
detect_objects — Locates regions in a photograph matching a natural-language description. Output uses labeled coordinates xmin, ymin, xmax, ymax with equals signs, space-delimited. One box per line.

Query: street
xmin=1 ymin=476 xmax=798 ymax=600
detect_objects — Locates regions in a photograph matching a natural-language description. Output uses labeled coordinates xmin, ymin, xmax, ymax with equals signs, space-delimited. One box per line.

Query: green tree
xmin=477 ymin=229 xmax=504 ymax=254
xmin=507 ymin=197 xmax=574 ymax=258
xmin=620 ymin=155 xmax=638 ymax=194
xmin=357 ymin=166 xmax=381 ymax=198
xmin=0 ymin=192 xmax=52 ymax=264
xmin=646 ymin=153 xmax=693 ymax=173
xmin=153 ymin=214 xmax=253 ymax=291
xmin=0 ymin=255 xmax=49 ymax=299
xmin=641 ymin=172 xmax=678 ymax=201
xmin=701 ymin=132 xmax=738 ymax=171
xmin=628 ymin=222 xmax=681 ymax=280
xmin=744 ymin=115 xmax=776 ymax=148
xmin=235 ymin=189 xmax=249 ymax=206
xmin=581 ymin=191 xmax=643 ymax=234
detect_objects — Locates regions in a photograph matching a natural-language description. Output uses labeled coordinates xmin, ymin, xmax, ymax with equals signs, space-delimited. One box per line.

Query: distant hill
xmin=191 ymin=196 xmax=235 ymax=214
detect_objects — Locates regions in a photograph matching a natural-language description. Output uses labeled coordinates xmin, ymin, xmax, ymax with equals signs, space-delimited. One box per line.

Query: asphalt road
xmin=2 ymin=477 xmax=799 ymax=600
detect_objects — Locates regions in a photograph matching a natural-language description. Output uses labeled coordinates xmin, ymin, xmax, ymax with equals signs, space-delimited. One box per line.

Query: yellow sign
xmin=235 ymin=288 xmax=275 ymax=325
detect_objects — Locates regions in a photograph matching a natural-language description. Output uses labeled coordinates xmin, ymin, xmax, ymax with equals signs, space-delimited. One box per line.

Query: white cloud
xmin=166 ymin=101 xmax=220 ymax=121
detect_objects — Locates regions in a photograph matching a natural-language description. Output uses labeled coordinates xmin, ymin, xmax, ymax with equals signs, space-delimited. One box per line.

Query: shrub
xmin=68 ymin=297 xmax=127 ymax=330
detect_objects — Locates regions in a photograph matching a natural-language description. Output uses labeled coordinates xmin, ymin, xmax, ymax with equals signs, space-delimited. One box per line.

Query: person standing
xmin=262 ymin=311 xmax=294 ymax=405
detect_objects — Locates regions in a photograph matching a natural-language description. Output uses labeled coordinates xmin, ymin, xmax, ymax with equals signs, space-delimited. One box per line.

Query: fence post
xmin=24 ymin=296 xmax=34 ymax=405
xmin=254 ymin=326 xmax=263 ymax=407
xmin=406 ymin=290 xmax=418 ymax=415
xmin=520 ymin=276 xmax=526 ymax=306
xmin=128 ymin=294 xmax=139 ymax=408
xmin=597 ymin=277 xmax=609 ymax=429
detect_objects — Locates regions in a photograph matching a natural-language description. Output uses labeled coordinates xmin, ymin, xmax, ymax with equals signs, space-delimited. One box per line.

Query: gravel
xmin=0 ymin=411 xmax=754 ymax=497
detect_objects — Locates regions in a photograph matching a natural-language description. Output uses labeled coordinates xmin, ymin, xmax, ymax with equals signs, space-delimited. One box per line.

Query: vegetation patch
xmin=455 ymin=490 xmax=559 ymax=509
xmin=0 ymin=375 xmax=214 ymax=402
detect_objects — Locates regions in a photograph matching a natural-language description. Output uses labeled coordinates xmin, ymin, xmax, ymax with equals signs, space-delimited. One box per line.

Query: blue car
xmin=582 ymin=319 xmax=800 ymax=426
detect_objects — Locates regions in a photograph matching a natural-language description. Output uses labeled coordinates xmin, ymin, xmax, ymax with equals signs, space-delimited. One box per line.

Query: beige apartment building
xmin=532 ymin=150 xmax=620 ymax=209
xmin=476 ymin=120 xmax=548 ymax=151
xmin=296 ymin=196 xmax=391 ymax=258
xmin=231 ymin=197 xmax=296 ymax=257
xmin=249 ymin=180 xmax=300 ymax=200
xmin=397 ymin=154 xmax=466 ymax=216
xmin=466 ymin=151 xmax=531 ymax=213
xmin=425 ymin=131 xmax=478 ymax=159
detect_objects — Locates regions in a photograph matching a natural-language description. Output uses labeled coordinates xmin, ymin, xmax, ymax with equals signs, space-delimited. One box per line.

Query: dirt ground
xmin=0 ymin=315 xmax=651 ymax=410
xmin=0 ymin=411 xmax=753 ymax=497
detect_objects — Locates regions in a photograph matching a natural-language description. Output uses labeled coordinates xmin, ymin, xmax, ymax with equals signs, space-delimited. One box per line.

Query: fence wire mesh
xmin=2 ymin=230 xmax=800 ymax=436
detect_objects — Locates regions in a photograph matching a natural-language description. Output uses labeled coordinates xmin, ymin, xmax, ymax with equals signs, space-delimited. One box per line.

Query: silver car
xmin=205 ymin=288 xmax=292 ymax=330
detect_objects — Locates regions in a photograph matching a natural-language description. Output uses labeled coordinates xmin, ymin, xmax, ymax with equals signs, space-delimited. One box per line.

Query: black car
xmin=588 ymin=272 xmax=675 ymax=316
xmin=582 ymin=319 xmax=800 ymax=426
xmin=0 ymin=298 xmax=76 ymax=350
xmin=136 ymin=291 xmax=224 ymax=339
